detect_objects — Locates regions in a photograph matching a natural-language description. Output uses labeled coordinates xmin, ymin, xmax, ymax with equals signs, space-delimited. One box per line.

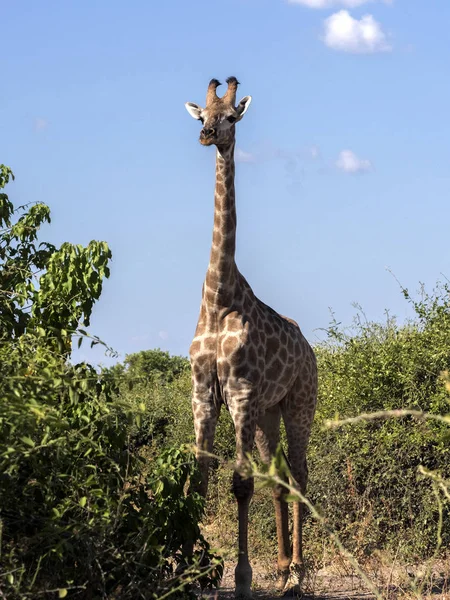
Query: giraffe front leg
xmin=231 ymin=400 xmax=257 ymax=600
xmin=182 ymin=382 xmax=219 ymax=563
xmin=191 ymin=384 xmax=220 ymax=497
xmin=233 ymin=470 xmax=254 ymax=599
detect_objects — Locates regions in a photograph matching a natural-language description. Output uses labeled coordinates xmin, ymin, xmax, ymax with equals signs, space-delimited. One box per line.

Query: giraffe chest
xmin=190 ymin=322 xmax=251 ymax=383
xmin=190 ymin=310 xmax=301 ymax=409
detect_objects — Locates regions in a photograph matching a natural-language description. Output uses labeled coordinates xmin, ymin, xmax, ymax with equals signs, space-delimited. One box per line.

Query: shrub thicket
xmin=0 ymin=166 xmax=220 ymax=599
xmin=1 ymin=339 xmax=219 ymax=599
xmin=308 ymin=287 xmax=450 ymax=558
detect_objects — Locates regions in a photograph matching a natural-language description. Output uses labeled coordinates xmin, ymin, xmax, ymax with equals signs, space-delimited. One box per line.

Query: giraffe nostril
xmin=201 ymin=128 xmax=216 ymax=138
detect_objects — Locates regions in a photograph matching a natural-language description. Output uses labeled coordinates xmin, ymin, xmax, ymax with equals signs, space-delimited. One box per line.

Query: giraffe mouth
xmin=200 ymin=139 xmax=215 ymax=147
xmin=199 ymin=135 xmax=216 ymax=146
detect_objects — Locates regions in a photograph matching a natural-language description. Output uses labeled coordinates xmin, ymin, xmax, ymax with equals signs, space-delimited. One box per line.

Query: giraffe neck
xmin=204 ymin=139 xmax=238 ymax=307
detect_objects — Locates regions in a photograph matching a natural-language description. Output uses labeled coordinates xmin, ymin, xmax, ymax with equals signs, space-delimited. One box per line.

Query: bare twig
xmin=325 ymin=409 xmax=450 ymax=429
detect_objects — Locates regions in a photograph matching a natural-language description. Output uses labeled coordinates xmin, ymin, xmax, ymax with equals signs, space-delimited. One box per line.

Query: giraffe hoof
xmin=235 ymin=592 xmax=252 ymax=600
xmin=235 ymin=583 xmax=253 ymax=600
xmin=275 ymin=570 xmax=290 ymax=592
xmin=282 ymin=564 xmax=305 ymax=597
xmin=235 ymin=562 xmax=252 ymax=600
xmin=282 ymin=584 xmax=302 ymax=598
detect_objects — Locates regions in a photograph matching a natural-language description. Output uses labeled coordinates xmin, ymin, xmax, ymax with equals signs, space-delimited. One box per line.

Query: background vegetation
xmin=1 ymin=163 xmax=449 ymax=597
xmin=116 ymin=286 xmax=450 ymax=569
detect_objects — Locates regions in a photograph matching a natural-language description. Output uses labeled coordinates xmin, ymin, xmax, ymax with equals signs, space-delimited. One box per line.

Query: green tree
xmin=0 ymin=164 xmax=111 ymax=352
xmin=123 ymin=348 xmax=190 ymax=383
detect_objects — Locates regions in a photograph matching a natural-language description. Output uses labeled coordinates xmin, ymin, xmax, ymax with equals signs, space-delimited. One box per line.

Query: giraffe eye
xmin=227 ymin=116 xmax=237 ymax=124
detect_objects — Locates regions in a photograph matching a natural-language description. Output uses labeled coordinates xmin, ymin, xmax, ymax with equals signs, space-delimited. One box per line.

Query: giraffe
xmin=185 ymin=77 xmax=317 ymax=599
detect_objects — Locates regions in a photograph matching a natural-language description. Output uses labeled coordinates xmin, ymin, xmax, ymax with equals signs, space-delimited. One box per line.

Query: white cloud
xmin=158 ymin=330 xmax=169 ymax=340
xmin=336 ymin=150 xmax=372 ymax=173
xmin=235 ymin=148 xmax=256 ymax=163
xmin=34 ymin=118 xmax=49 ymax=132
xmin=323 ymin=10 xmax=391 ymax=53
xmin=288 ymin=0 xmax=392 ymax=7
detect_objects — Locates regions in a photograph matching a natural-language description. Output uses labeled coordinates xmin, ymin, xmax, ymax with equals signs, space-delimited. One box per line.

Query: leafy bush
xmin=1 ymin=357 xmax=218 ymax=598
xmin=0 ymin=166 xmax=220 ymax=599
xmin=307 ymin=285 xmax=450 ymax=558
xmin=121 ymin=349 xmax=190 ymax=384
xmin=106 ymin=352 xmax=194 ymax=457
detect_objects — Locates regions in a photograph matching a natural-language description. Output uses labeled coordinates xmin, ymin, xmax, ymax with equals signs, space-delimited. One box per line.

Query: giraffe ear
xmin=236 ymin=96 xmax=252 ymax=119
xmin=185 ymin=102 xmax=203 ymax=120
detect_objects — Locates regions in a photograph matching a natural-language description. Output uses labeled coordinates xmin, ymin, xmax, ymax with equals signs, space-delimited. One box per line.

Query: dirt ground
xmin=205 ymin=558 xmax=450 ymax=600
xmin=202 ymin=516 xmax=450 ymax=600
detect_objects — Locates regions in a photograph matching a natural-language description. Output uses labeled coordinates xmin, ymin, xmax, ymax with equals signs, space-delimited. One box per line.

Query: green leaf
xmin=29 ymin=407 xmax=45 ymax=419
xmin=154 ymin=480 xmax=164 ymax=495
xmin=79 ymin=496 xmax=87 ymax=508
xmin=20 ymin=436 xmax=35 ymax=447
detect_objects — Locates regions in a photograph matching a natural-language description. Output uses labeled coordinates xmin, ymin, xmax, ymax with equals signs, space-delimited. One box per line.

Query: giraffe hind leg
xmin=281 ymin=378 xmax=317 ymax=596
xmin=231 ymin=399 xmax=257 ymax=599
xmin=255 ymin=405 xmax=292 ymax=592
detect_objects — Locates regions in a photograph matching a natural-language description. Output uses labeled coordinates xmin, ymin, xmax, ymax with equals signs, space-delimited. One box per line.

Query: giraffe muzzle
xmin=200 ymin=127 xmax=216 ymax=144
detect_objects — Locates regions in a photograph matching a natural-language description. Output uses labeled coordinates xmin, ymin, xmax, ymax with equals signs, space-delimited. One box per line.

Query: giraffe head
xmin=185 ymin=77 xmax=252 ymax=147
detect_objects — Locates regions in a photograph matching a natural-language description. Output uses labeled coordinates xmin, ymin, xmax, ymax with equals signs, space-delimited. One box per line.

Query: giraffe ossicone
xmin=185 ymin=77 xmax=317 ymax=599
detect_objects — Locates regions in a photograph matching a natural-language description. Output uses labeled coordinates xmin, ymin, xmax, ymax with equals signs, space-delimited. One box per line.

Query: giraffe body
xmin=185 ymin=78 xmax=317 ymax=599
xmin=191 ymin=277 xmax=315 ymax=417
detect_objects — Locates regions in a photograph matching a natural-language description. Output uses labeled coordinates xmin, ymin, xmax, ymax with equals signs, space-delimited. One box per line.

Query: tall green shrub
xmin=0 ymin=166 xmax=220 ymax=599
xmin=308 ymin=286 xmax=450 ymax=558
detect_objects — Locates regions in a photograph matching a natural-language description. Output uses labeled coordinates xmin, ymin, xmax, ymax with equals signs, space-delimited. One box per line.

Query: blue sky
xmin=2 ymin=0 xmax=450 ymax=364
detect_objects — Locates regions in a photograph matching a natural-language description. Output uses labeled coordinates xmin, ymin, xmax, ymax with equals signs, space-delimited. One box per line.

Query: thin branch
xmin=34 ymin=582 xmax=88 ymax=596
xmin=325 ymin=409 xmax=450 ymax=428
